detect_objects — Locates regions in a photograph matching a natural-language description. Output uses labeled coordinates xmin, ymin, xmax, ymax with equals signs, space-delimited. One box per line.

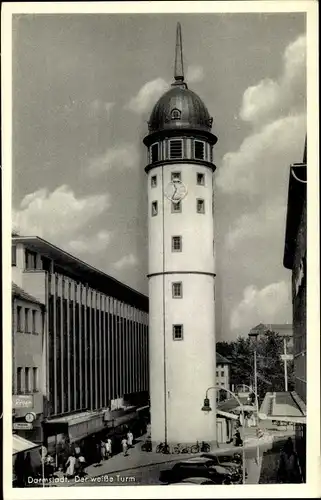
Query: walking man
xmin=121 ymin=437 xmax=128 ymax=457
xmin=105 ymin=438 xmax=112 ymax=460
xmin=127 ymin=430 xmax=134 ymax=448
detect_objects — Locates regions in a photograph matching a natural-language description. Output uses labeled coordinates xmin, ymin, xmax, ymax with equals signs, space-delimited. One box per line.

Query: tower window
xmin=172 ymin=236 xmax=182 ymax=252
xmin=194 ymin=140 xmax=205 ymax=160
xmin=151 ymin=143 xmax=159 ymax=163
xmin=197 ymin=199 xmax=205 ymax=214
xmin=169 ymin=139 xmax=183 ymax=159
xmin=151 ymin=175 xmax=157 ymax=188
xmin=172 ymin=282 xmax=183 ymax=298
xmin=171 ymin=201 xmax=181 ymax=213
xmin=12 ymin=246 xmax=17 ymax=266
xmin=210 ymin=146 xmax=213 ymax=163
xmin=171 ymin=108 xmax=181 ymax=120
xmin=171 ymin=171 xmax=181 ymax=182
xmin=197 ymin=173 xmax=205 ymax=186
xmin=173 ymin=324 xmax=184 ymax=340
xmin=151 ymin=201 xmax=158 ymax=217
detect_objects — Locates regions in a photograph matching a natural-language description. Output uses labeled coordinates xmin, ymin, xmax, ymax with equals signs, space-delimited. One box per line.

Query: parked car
xmin=159 ymin=457 xmax=238 ymax=485
xmin=201 ymin=453 xmax=242 ymax=471
xmin=177 ymin=477 xmax=216 ymax=485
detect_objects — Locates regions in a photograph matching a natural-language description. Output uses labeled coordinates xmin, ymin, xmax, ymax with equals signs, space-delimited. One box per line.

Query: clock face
xmin=25 ymin=412 xmax=35 ymax=423
xmin=165 ymin=180 xmax=188 ymax=203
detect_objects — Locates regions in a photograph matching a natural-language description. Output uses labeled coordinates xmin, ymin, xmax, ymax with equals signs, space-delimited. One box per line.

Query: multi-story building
xmin=216 ymin=353 xmax=231 ymax=398
xmin=12 ymin=234 xmax=149 ymax=448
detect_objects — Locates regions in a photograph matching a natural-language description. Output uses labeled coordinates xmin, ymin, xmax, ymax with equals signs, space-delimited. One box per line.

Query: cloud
xmin=113 ymin=253 xmax=138 ymax=270
xmin=88 ymin=144 xmax=139 ymax=176
xmin=186 ymin=65 xmax=205 ymax=83
xmin=240 ymin=35 xmax=306 ymax=125
xmin=225 ymin=201 xmax=285 ymax=250
xmin=230 ymin=281 xmax=291 ymax=332
xmin=69 ymin=230 xmax=112 ymax=255
xmin=13 ymin=185 xmax=110 ymax=254
xmin=125 ymin=78 xmax=169 ymax=114
xmin=216 ymin=113 xmax=306 ymax=195
xmin=89 ymin=99 xmax=115 ymax=117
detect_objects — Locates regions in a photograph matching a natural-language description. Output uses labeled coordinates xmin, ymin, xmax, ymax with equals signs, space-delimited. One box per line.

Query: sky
xmin=12 ymin=12 xmax=307 ymax=341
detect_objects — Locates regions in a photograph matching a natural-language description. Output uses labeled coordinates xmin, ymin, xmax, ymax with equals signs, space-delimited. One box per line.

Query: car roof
xmin=177 ymin=457 xmax=213 ymax=464
xmin=180 ymin=477 xmax=214 ymax=484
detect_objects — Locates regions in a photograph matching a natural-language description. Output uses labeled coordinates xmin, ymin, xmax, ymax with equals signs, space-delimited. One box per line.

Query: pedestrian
xmin=121 ymin=437 xmax=128 ymax=456
xmin=277 ymin=437 xmax=302 ymax=483
xmin=100 ymin=439 xmax=106 ymax=461
xmin=78 ymin=455 xmax=86 ymax=477
xmin=74 ymin=444 xmax=81 ymax=458
xmin=127 ymin=430 xmax=134 ymax=448
xmin=65 ymin=453 xmax=76 ymax=478
xmin=105 ymin=438 xmax=112 ymax=459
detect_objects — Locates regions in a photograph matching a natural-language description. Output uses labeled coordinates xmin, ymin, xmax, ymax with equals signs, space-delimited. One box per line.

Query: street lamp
xmin=248 ymin=332 xmax=261 ymax=467
xmin=202 ymin=386 xmax=246 ymax=485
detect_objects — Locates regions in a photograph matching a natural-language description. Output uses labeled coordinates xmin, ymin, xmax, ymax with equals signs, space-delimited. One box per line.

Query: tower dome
xmin=144 ymin=22 xmax=217 ymax=147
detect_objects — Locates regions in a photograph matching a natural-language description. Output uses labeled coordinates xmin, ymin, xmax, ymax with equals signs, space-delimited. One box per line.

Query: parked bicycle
xmin=156 ymin=442 xmax=170 ymax=454
xmin=173 ymin=443 xmax=190 ymax=454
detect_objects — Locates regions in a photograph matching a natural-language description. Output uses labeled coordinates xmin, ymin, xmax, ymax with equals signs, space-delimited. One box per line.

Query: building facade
xmin=283 ymin=139 xmax=307 ymax=480
xmin=216 ymin=353 xmax=231 ymax=400
xmin=12 ymin=235 xmax=149 ymax=445
xmin=144 ymin=24 xmax=218 ymax=448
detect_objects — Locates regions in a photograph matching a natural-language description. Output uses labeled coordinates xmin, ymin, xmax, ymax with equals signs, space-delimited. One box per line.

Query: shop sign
xmin=13 ymin=422 xmax=33 ymax=430
xmin=13 ymin=395 xmax=34 ymax=409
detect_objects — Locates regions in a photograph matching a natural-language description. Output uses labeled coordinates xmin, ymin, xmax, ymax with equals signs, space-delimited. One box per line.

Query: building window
xmin=41 ymin=256 xmax=51 ymax=272
xmin=151 ymin=143 xmax=159 ymax=163
xmin=197 ymin=173 xmax=205 ymax=186
xmin=172 ymin=236 xmax=182 ymax=252
xmin=32 ymin=367 xmax=38 ymax=392
xmin=171 ymin=171 xmax=181 ymax=182
xmin=196 ymin=199 xmax=205 ymax=214
xmin=172 ymin=282 xmax=183 ymax=298
xmin=151 ymin=201 xmax=158 ymax=217
xmin=210 ymin=146 xmax=213 ymax=163
xmin=194 ymin=140 xmax=205 ymax=160
xmin=12 ymin=246 xmax=17 ymax=266
xmin=32 ymin=310 xmax=37 ymax=334
xmin=221 ymin=382 xmax=225 ymax=386
xmin=173 ymin=324 xmax=183 ymax=340
xmin=25 ymin=250 xmax=37 ymax=270
xmin=151 ymin=175 xmax=157 ymax=188
xmin=25 ymin=308 xmax=30 ymax=333
xmin=221 ymin=371 xmax=224 ymax=377
xmin=169 ymin=139 xmax=183 ymax=159
xmin=17 ymin=306 xmax=22 ymax=331
xmin=171 ymin=201 xmax=181 ymax=213
xmin=25 ymin=368 xmax=30 ymax=393
xmin=171 ymin=108 xmax=181 ymax=120
xmin=17 ymin=367 xmax=22 ymax=394
xmin=216 ymin=371 xmax=219 ymax=377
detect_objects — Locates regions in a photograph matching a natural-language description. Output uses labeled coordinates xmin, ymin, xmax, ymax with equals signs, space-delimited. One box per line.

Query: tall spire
xmin=174 ymin=22 xmax=184 ymax=83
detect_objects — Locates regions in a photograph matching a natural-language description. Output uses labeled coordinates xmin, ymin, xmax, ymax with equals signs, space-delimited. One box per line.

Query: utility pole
xmin=283 ymin=337 xmax=288 ymax=392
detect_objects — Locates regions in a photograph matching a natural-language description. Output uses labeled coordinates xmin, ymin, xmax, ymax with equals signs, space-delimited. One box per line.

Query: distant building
xmin=12 ymin=234 xmax=149 ymax=450
xmin=216 ymin=353 xmax=231 ymax=398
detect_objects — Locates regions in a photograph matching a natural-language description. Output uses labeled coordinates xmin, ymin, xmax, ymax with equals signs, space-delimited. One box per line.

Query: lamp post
xmin=248 ymin=331 xmax=261 ymax=467
xmin=202 ymin=386 xmax=246 ymax=485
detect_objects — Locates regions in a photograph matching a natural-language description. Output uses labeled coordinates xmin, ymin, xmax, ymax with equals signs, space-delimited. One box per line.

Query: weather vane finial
xmin=174 ymin=22 xmax=184 ymax=82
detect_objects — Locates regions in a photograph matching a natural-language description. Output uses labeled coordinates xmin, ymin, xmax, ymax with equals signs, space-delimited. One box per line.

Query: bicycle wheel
xmin=173 ymin=446 xmax=181 ymax=454
xmin=202 ymin=443 xmax=210 ymax=452
xmin=181 ymin=447 xmax=189 ymax=454
xmin=156 ymin=444 xmax=162 ymax=453
xmin=190 ymin=444 xmax=200 ymax=454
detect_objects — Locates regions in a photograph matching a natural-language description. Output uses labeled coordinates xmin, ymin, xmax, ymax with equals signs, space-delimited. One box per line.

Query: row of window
xmin=16 ymin=306 xmax=41 ymax=334
xmin=149 ymin=139 xmax=212 ymax=164
xmin=16 ymin=367 xmax=39 ymax=394
xmin=152 ymin=199 xmax=205 ymax=216
xmin=12 ymin=246 xmax=52 ymax=271
xmin=216 ymin=371 xmax=226 ymax=377
xmin=151 ymin=171 xmax=206 ymax=188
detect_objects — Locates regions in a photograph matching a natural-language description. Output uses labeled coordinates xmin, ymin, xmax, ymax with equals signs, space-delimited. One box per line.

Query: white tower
xmin=144 ymin=23 xmax=218 ymax=449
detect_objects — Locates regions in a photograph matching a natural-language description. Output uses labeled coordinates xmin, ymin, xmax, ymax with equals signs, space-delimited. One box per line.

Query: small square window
xmin=151 ymin=201 xmax=158 ymax=217
xmin=194 ymin=140 xmax=205 ymax=160
xmin=151 ymin=175 xmax=157 ymax=188
xmin=171 ymin=171 xmax=181 ymax=182
xmin=216 ymin=371 xmax=219 ymax=377
xmin=172 ymin=236 xmax=182 ymax=252
xmin=169 ymin=140 xmax=183 ymax=159
xmin=151 ymin=143 xmax=159 ymax=163
xmin=197 ymin=173 xmax=205 ymax=186
xmin=197 ymin=199 xmax=205 ymax=214
xmin=173 ymin=324 xmax=183 ymax=340
xmin=171 ymin=201 xmax=181 ymax=213
xmin=172 ymin=282 xmax=182 ymax=298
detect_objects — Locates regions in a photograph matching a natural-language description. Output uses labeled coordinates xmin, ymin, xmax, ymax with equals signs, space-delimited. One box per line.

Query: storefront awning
xmin=259 ymin=391 xmax=306 ymax=424
xmin=13 ymin=434 xmax=40 ymax=455
xmin=217 ymin=410 xmax=239 ymax=420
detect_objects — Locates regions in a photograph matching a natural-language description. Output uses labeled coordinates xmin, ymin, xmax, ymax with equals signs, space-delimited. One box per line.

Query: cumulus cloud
xmin=240 ymin=35 xmax=306 ymax=125
xmin=230 ymin=281 xmax=291 ymax=332
xmin=68 ymin=230 xmax=112 ymax=255
xmin=13 ymin=185 xmax=110 ymax=254
xmin=216 ymin=113 xmax=306 ymax=194
xmin=125 ymin=78 xmax=169 ymax=114
xmin=89 ymin=99 xmax=115 ymax=117
xmin=88 ymin=143 xmax=139 ymax=176
xmin=225 ymin=201 xmax=285 ymax=250
xmin=113 ymin=253 xmax=138 ymax=270
xmin=186 ymin=65 xmax=205 ymax=83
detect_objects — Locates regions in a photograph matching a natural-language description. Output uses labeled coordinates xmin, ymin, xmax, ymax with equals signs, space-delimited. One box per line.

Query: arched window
xmin=171 ymin=108 xmax=181 ymax=120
